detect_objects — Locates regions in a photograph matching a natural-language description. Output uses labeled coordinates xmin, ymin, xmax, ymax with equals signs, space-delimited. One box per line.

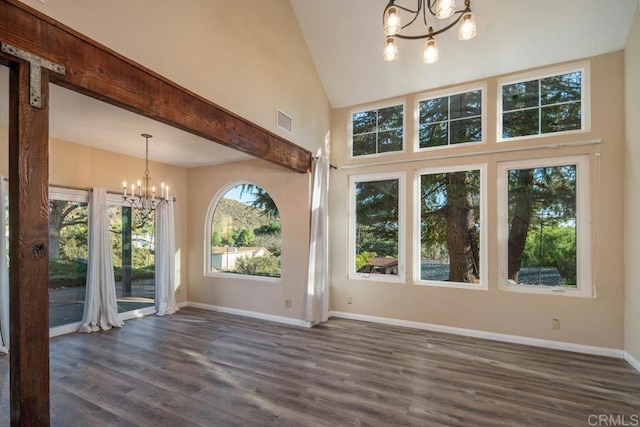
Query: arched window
xmin=206 ymin=183 xmax=281 ymax=279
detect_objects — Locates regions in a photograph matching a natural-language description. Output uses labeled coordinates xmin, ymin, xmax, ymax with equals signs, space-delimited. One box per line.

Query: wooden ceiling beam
xmin=0 ymin=0 xmax=312 ymax=173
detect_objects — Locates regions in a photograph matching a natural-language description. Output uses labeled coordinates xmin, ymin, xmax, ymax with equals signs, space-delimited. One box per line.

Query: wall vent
xmin=276 ymin=109 xmax=293 ymax=134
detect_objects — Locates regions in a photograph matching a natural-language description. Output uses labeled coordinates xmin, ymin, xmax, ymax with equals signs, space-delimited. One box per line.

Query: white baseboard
xmin=625 ymin=351 xmax=640 ymax=373
xmin=50 ymin=321 xmax=82 ymax=338
xmin=329 ymin=311 xmax=625 ymax=359
xmin=187 ymin=301 xmax=313 ymax=328
xmin=119 ymin=306 xmax=157 ymax=322
xmin=177 ymin=301 xmax=189 ymax=308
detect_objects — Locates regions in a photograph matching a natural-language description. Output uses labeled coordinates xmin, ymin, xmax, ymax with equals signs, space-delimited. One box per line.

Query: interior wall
xmin=18 ymin=0 xmax=330 ymax=155
xmin=187 ymin=160 xmax=310 ymax=320
xmin=329 ymin=51 xmax=625 ymax=349
xmin=624 ymin=7 xmax=640 ymax=361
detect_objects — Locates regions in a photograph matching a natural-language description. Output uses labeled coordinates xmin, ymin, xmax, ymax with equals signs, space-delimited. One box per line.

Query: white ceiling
xmin=290 ymin=0 xmax=639 ymax=108
xmin=1 ymin=1 xmax=638 ymax=166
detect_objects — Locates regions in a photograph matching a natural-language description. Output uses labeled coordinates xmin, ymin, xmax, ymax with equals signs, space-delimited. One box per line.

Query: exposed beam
xmin=0 ymin=0 xmax=312 ymax=173
xmin=8 ymin=59 xmax=51 ymax=426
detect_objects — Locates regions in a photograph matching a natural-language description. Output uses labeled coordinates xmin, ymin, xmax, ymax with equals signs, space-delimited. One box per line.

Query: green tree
xmin=234 ymin=254 xmax=280 ymax=277
xmin=356 ymin=251 xmax=377 ymax=271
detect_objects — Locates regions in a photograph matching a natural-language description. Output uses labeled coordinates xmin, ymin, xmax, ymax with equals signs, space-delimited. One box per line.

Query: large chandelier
xmin=122 ymin=133 xmax=171 ymax=211
xmin=382 ymin=0 xmax=477 ymax=64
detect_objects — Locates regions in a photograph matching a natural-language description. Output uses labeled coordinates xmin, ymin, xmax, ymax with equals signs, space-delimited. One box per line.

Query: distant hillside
xmin=212 ymin=198 xmax=271 ymax=234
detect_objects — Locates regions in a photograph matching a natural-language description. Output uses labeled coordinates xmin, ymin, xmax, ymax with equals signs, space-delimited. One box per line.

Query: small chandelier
xmin=122 ymin=133 xmax=171 ymax=211
xmin=383 ymin=0 xmax=477 ymax=64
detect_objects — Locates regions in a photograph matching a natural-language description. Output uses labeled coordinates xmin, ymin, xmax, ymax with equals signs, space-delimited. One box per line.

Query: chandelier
xmin=122 ymin=133 xmax=171 ymax=212
xmin=382 ymin=0 xmax=477 ymax=64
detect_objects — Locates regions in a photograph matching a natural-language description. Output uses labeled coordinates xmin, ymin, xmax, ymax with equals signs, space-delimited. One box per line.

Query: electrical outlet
xmin=347 ymin=297 xmax=353 ymax=305
xmin=552 ymin=318 xmax=560 ymax=330
xmin=285 ymin=299 xmax=292 ymax=309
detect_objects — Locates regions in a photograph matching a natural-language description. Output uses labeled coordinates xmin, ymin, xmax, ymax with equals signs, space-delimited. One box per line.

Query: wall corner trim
xmin=187 ymin=302 xmax=314 ymax=328
xmin=624 ymin=351 xmax=640 ymax=373
xmin=329 ymin=311 xmax=625 ymax=359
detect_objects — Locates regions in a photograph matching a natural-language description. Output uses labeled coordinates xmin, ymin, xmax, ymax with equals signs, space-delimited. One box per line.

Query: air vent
xmin=276 ymin=109 xmax=293 ymax=134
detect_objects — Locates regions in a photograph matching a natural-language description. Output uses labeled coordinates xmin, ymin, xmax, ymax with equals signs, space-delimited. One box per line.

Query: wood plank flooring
xmin=0 ymin=307 xmax=639 ymax=426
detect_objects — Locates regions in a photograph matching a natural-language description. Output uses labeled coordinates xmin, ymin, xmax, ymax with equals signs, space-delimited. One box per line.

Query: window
xmin=416 ymin=86 xmax=484 ymax=150
xmin=497 ymin=155 xmax=591 ymax=296
xmin=349 ymin=172 xmax=405 ymax=282
xmin=107 ymin=204 xmax=155 ymax=313
xmin=415 ymin=165 xmax=486 ymax=289
xmin=48 ymin=189 xmax=89 ymax=327
xmin=350 ymin=103 xmax=404 ymax=157
xmin=205 ymin=183 xmax=281 ymax=280
xmin=499 ymin=64 xmax=589 ymax=140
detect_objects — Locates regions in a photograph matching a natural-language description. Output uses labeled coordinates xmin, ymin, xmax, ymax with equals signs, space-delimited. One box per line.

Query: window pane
xmin=211 ymin=184 xmax=281 ymax=278
xmin=378 ymin=105 xmax=403 ymax=130
xmin=378 ymin=129 xmax=403 ymax=153
xmin=450 ymin=90 xmax=481 ymax=120
xmin=355 ymin=179 xmax=399 ymax=276
xmin=451 ymin=117 xmax=482 ymax=144
xmin=49 ymin=199 xmax=89 ymax=327
xmin=541 ymin=102 xmax=582 ymax=133
xmin=419 ymin=97 xmax=448 ymax=124
xmin=419 ymin=123 xmax=448 ymax=148
xmin=109 ymin=206 xmax=155 ymax=313
xmin=420 ymin=170 xmax=481 ymax=283
xmin=353 ymin=133 xmax=377 ymax=156
xmin=507 ymin=165 xmax=577 ymax=288
xmin=352 ymin=110 xmax=377 ymax=134
xmin=541 ymin=71 xmax=581 ymax=105
xmin=503 ymin=109 xmax=539 ymax=138
xmin=502 ymin=80 xmax=539 ymax=111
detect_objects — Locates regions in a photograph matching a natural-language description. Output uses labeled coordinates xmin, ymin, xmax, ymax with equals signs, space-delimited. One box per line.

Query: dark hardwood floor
xmin=1 ymin=307 xmax=639 ymax=426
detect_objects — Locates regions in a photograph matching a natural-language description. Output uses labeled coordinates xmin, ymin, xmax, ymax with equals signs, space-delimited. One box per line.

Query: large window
xmin=206 ymin=183 xmax=281 ymax=279
xmin=497 ymin=155 xmax=591 ymax=296
xmin=48 ymin=189 xmax=89 ymax=328
xmin=499 ymin=64 xmax=589 ymax=140
xmin=350 ymin=103 xmax=404 ymax=157
xmin=415 ymin=165 xmax=486 ymax=289
xmin=108 ymin=204 xmax=155 ymax=313
xmin=416 ymin=86 xmax=484 ymax=150
xmin=349 ymin=172 xmax=405 ymax=282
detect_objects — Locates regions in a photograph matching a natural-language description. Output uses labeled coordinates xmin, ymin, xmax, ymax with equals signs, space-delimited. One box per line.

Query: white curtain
xmin=305 ymin=136 xmax=330 ymax=323
xmin=155 ymin=200 xmax=178 ymax=316
xmin=0 ymin=177 xmax=9 ymax=353
xmin=78 ymin=188 xmax=123 ymax=332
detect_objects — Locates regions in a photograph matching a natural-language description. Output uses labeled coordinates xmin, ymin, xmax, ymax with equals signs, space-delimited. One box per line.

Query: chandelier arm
xmin=393 ymin=8 xmax=467 ymax=40
xmin=425 ymin=0 xmax=437 ymax=19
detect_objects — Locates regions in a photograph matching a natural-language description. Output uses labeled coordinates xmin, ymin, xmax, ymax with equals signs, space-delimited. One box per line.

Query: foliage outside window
xmin=351 ymin=103 xmax=404 ymax=157
xmin=498 ymin=156 xmax=591 ymax=296
xmin=48 ymin=190 xmax=89 ymax=328
xmin=108 ymin=205 xmax=155 ymax=313
xmin=417 ymin=88 xmax=483 ymax=149
xmin=208 ymin=184 xmax=281 ymax=279
xmin=350 ymin=173 xmax=405 ymax=281
xmin=500 ymin=67 xmax=585 ymax=140
xmin=417 ymin=166 xmax=485 ymax=288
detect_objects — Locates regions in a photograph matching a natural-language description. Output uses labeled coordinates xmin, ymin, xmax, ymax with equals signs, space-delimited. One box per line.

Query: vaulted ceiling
xmin=290 ymin=0 xmax=638 ymax=108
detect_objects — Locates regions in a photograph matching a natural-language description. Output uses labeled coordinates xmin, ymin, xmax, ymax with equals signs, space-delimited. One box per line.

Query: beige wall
xmin=625 ymin=8 xmax=640 ymax=360
xmin=329 ymin=51 xmax=626 ymax=349
xmin=187 ymin=160 xmax=310 ymax=319
xmin=18 ymin=0 xmax=330 ymax=154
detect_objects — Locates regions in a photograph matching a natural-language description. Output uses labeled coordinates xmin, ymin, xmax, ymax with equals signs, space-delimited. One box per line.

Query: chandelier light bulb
xmin=423 ymin=38 xmax=439 ymax=64
xmin=383 ymin=6 xmax=401 ymax=36
xmin=383 ymin=37 xmax=399 ymax=61
xmin=458 ymin=11 xmax=477 ymax=41
xmin=434 ymin=0 xmax=456 ymax=19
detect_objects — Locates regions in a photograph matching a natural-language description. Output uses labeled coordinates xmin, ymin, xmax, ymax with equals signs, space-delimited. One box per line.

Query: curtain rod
xmin=1 ymin=179 xmax=177 ymax=201
xmin=340 ymin=139 xmax=602 ymax=170
xmin=313 ymin=156 xmax=337 ymax=170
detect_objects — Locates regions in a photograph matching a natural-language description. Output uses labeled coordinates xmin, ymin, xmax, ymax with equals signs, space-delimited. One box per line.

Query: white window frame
xmin=348 ymin=171 xmax=406 ymax=283
xmin=348 ymin=99 xmax=407 ymax=159
xmin=203 ymin=181 xmax=281 ymax=283
xmin=497 ymin=155 xmax=592 ymax=297
xmin=413 ymin=164 xmax=487 ymax=290
xmin=414 ymin=83 xmax=487 ymax=152
xmin=497 ymin=61 xmax=591 ymax=143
